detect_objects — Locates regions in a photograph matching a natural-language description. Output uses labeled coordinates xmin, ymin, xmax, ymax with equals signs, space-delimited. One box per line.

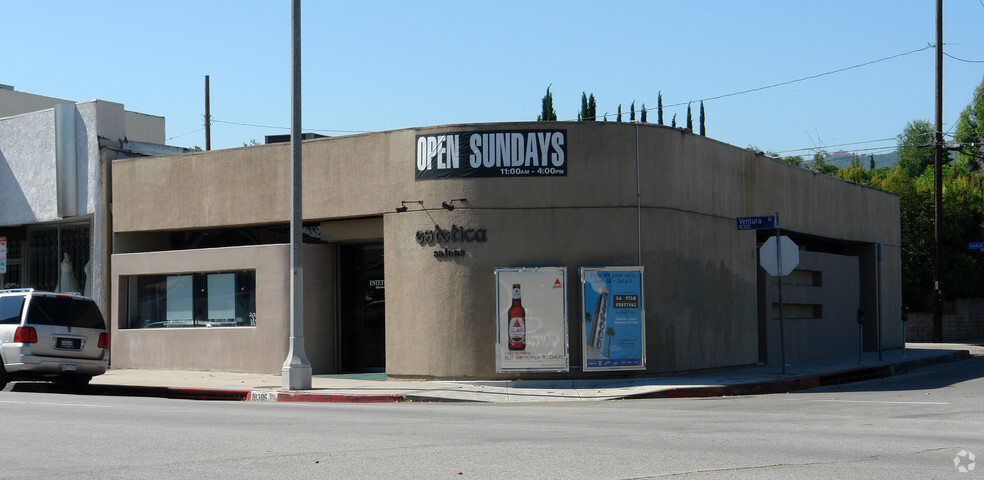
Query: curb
xmin=246 ymin=391 xmax=477 ymax=403
xmin=625 ymin=350 xmax=971 ymax=400
xmin=249 ymin=391 xmax=408 ymax=403
xmin=87 ymin=385 xmax=252 ymax=401
xmin=84 ymin=349 xmax=974 ymax=403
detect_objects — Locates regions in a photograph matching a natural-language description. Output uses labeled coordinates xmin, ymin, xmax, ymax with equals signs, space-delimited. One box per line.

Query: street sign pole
xmin=774 ymin=212 xmax=786 ymax=374
xmin=739 ymin=213 xmax=796 ymax=374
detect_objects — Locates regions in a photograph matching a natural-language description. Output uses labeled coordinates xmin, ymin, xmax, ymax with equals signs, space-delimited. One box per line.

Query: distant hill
xmin=822 ymin=151 xmax=898 ymax=169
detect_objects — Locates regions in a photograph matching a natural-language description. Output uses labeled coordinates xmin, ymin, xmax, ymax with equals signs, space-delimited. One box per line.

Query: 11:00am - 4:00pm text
xmin=501 ymin=167 xmax=565 ymax=175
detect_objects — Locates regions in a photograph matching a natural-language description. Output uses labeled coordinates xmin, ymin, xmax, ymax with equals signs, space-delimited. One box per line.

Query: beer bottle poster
xmin=494 ymin=267 xmax=569 ymax=372
xmin=581 ymin=267 xmax=646 ymax=371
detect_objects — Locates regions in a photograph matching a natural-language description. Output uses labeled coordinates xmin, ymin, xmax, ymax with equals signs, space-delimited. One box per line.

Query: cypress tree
xmin=537 ymin=85 xmax=557 ymax=121
xmin=617 ymin=104 xmax=622 ymax=122
xmin=699 ymin=101 xmax=705 ymax=136
xmin=588 ymin=94 xmax=596 ymax=121
xmin=641 ymin=103 xmax=647 ymax=123
xmin=671 ymin=113 xmax=677 ymax=128
xmin=657 ymin=91 xmax=663 ymax=125
xmin=630 ymin=101 xmax=636 ymax=122
xmin=580 ymin=92 xmax=588 ymax=121
xmin=686 ymin=103 xmax=693 ymax=131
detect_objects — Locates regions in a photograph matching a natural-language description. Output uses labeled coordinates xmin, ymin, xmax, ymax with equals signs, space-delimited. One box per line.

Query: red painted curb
xmin=265 ymin=392 xmax=407 ymax=403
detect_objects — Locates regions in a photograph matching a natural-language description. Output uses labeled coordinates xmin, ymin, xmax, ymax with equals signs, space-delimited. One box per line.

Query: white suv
xmin=0 ymin=289 xmax=109 ymax=390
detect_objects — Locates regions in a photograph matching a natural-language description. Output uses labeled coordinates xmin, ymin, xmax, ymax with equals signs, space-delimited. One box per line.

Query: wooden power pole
xmin=932 ymin=0 xmax=944 ymax=342
xmin=205 ymin=75 xmax=211 ymax=151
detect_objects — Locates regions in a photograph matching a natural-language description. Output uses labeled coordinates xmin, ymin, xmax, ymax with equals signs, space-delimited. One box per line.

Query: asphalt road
xmin=0 ymin=357 xmax=981 ymax=479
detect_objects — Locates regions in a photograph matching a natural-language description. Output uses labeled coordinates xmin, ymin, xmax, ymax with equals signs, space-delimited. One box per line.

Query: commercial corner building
xmin=109 ymin=121 xmax=902 ymax=379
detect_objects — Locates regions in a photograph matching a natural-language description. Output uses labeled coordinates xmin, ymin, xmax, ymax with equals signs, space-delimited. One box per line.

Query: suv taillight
xmin=14 ymin=326 xmax=38 ymax=343
xmin=98 ymin=332 xmax=109 ymax=349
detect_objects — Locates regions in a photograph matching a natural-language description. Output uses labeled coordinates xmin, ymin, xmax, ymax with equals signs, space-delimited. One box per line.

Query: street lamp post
xmin=282 ymin=0 xmax=312 ymax=390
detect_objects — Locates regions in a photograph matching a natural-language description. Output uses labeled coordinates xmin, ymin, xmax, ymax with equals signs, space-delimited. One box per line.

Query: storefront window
xmin=18 ymin=223 xmax=90 ymax=293
xmin=124 ymin=270 xmax=256 ymax=329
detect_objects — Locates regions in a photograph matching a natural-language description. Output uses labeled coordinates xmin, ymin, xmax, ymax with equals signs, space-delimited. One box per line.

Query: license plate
xmin=56 ymin=338 xmax=81 ymax=350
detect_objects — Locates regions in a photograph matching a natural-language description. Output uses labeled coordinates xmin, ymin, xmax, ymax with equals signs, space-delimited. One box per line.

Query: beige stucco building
xmin=109 ymin=121 xmax=901 ymax=379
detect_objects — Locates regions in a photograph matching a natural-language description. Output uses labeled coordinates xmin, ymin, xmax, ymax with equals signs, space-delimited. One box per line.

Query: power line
xmin=167 ymin=127 xmax=204 ymax=141
xmin=943 ymin=51 xmax=984 ymax=63
xmin=579 ymin=44 xmax=936 ymax=121
xmin=211 ymin=118 xmax=370 ymax=134
xmin=773 ymin=137 xmax=899 ymax=155
xmin=670 ymin=45 xmax=934 ymax=108
xmin=773 ymin=129 xmax=966 ymax=156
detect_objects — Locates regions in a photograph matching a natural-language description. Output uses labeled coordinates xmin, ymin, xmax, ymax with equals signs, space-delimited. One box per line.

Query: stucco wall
xmin=761 ymin=251 xmax=860 ymax=365
xmin=0 ymin=102 xmax=119 ymax=222
xmin=123 ymin=111 xmax=165 ymax=144
xmin=0 ymin=109 xmax=58 ymax=225
xmin=113 ymin=122 xmax=899 ymax=245
xmin=110 ymin=244 xmax=332 ymax=374
xmin=0 ymin=89 xmax=72 ymax=119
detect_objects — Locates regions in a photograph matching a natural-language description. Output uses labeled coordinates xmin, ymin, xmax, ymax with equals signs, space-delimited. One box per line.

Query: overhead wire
xmin=167 ymin=127 xmax=205 ymax=141
xmin=773 ymin=137 xmax=900 ymax=155
xmin=943 ymin=52 xmax=984 ymax=63
xmin=576 ymin=44 xmax=935 ymax=122
xmin=211 ymin=118 xmax=370 ymax=134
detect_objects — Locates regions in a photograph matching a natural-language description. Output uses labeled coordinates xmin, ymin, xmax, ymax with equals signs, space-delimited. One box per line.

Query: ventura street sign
xmin=760 ymin=235 xmax=799 ymax=276
xmin=968 ymin=242 xmax=984 ymax=251
xmin=736 ymin=215 xmax=776 ymax=230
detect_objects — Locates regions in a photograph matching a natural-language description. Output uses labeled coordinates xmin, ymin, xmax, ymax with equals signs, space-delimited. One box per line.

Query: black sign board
xmin=415 ymin=130 xmax=567 ymax=180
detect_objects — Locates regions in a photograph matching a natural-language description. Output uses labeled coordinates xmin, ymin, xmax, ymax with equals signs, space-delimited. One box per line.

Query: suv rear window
xmin=0 ymin=296 xmax=25 ymax=324
xmin=26 ymin=296 xmax=106 ymax=330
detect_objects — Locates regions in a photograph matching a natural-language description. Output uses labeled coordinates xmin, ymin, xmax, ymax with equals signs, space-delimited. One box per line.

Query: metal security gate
xmin=26 ymin=223 xmax=91 ymax=294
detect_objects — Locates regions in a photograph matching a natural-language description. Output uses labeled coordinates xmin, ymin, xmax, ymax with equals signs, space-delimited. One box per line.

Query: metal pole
xmin=932 ymin=0 xmax=944 ymax=343
xmin=876 ymin=243 xmax=882 ymax=361
xmin=857 ymin=306 xmax=864 ymax=364
xmin=858 ymin=323 xmax=864 ymax=364
xmin=282 ymin=0 xmax=312 ymax=390
xmin=902 ymin=305 xmax=910 ymax=358
xmin=775 ymin=212 xmax=786 ymax=374
xmin=635 ymin=123 xmax=642 ymax=265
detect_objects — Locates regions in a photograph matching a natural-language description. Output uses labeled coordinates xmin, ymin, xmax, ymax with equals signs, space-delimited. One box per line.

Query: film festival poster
xmin=582 ymin=267 xmax=646 ymax=371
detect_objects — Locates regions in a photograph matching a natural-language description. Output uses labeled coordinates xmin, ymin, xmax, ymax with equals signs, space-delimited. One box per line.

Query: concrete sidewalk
xmin=85 ymin=341 xmax=984 ymax=403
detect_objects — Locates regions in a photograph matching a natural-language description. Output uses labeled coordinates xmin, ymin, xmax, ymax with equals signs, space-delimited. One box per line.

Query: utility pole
xmin=204 ymin=75 xmax=211 ymax=151
xmin=932 ymin=0 xmax=944 ymax=343
xmin=282 ymin=0 xmax=312 ymax=390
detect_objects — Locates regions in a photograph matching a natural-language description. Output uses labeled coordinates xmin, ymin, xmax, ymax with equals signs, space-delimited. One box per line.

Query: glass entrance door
xmin=337 ymin=244 xmax=385 ymax=372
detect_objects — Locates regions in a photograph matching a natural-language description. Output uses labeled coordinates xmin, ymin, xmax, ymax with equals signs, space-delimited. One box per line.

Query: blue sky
xmin=3 ymin=1 xmax=983 ymax=156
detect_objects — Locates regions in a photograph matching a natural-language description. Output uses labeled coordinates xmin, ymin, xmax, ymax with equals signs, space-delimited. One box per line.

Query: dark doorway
xmin=337 ymin=244 xmax=385 ymax=372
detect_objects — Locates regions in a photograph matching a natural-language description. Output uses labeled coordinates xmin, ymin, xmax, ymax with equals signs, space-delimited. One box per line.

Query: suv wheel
xmin=0 ymin=364 xmax=8 ymax=391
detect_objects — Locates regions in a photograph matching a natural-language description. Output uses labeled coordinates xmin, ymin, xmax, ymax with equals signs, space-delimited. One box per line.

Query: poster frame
xmin=580 ymin=266 xmax=646 ymax=372
xmin=494 ymin=267 xmax=569 ymax=373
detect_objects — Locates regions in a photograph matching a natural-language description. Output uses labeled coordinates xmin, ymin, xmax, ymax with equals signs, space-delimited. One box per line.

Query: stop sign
xmin=760 ymin=236 xmax=799 ymax=276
